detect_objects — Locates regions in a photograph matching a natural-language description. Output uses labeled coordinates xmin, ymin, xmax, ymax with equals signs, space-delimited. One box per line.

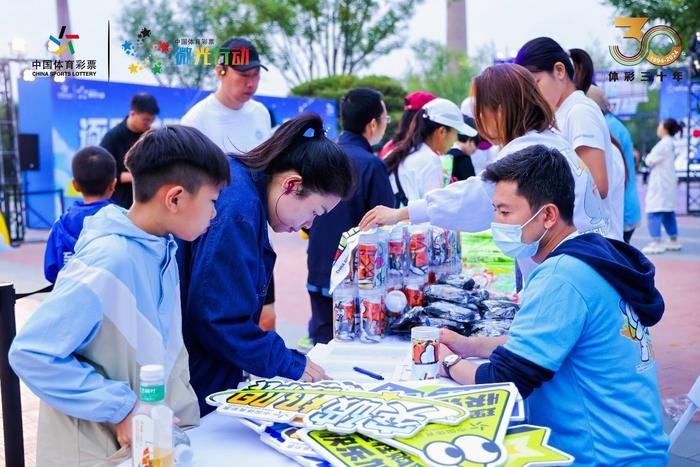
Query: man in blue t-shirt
xmin=438 ymin=144 xmax=668 ymax=465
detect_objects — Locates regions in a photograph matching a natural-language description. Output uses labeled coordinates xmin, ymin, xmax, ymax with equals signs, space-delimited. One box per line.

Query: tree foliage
xmin=291 ymin=74 xmax=406 ymax=134
xmin=404 ymin=39 xmax=478 ymax=105
xmin=118 ymin=0 xmax=422 ymax=88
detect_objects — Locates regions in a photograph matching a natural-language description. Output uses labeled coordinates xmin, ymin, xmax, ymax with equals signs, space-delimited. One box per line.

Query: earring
xmin=285 ymin=182 xmax=295 ymax=194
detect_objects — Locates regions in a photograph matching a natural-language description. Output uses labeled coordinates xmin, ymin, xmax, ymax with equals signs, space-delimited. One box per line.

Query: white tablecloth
xmin=118 ymin=411 xmax=296 ymax=466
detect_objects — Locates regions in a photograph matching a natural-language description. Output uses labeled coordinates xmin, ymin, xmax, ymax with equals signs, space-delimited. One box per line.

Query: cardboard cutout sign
xmin=300 ymin=430 xmax=423 ymax=467
xmin=369 ymin=382 xmax=525 ymax=423
xmin=207 ymin=379 xmax=469 ymax=439
xmin=503 ymin=425 xmax=574 ymax=467
xmin=383 ymin=386 xmax=518 ymax=467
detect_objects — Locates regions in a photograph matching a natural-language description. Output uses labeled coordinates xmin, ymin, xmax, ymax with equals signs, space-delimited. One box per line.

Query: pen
xmin=353 ymin=366 xmax=384 ymax=380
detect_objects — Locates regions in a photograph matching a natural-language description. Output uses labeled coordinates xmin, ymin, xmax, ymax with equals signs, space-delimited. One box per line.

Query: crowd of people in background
xmin=8 ymin=33 xmax=686 ymax=466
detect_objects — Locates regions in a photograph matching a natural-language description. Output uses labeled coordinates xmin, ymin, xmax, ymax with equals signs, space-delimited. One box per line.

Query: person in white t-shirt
xmin=359 ymin=64 xmax=607 ymax=281
xmin=514 ymin=39 xmax=625 ymax=240
xmin=181 ymin=37 xmax=272 ymax=154
xmin=181 ymin=37 xmax=276 ymax=331
xmin=384 ymin=98 xmax=477 ymax=206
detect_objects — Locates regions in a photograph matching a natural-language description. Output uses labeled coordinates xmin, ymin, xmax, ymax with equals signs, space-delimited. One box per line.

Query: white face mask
xmin=491 ymin=206 xmax=548 ymax=258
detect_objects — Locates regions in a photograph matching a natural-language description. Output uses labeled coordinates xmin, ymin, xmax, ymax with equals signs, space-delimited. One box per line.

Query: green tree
xmin=605 ymin=0 xmax=699 ymax=55
xmin=291 ymin=74 xmax=406 ymax=135
xmin=206 ymin=0 xmax=423 ymax=86
xmin=117 ymin=0 xmax=217 ymax=89
xmin=404 ymin=39 xmax=478 ymax=105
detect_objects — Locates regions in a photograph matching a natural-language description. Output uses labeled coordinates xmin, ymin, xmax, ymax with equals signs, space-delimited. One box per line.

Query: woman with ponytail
xmin=384 ymin=98 xmax=476 ymax=206
xmin=178 ymin=113 xmax=354 ymax=414
xmin=515 ymin=38 xmax=626 ymax=239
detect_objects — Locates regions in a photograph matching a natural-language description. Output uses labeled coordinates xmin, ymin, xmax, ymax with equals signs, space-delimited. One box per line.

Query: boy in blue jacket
xmin=10 ymin=126 xmax=230 ymax=466
xmin=437 ymin=145 xmax=668 ymax=465
xmin=44 ymin=145 xmax=116 ymax=283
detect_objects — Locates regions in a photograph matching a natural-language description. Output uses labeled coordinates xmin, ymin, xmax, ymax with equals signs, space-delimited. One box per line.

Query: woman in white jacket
xmin=642 ymin=119 xmax=683 ymax=254
xmin=360 ymin=64 xmax=606 ymax=280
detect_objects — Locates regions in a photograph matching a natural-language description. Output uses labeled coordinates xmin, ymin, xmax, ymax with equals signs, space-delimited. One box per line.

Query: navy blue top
xmin=177 ymin=157 xmax=306 ymax=414
xmin=44 ymin=199 xmax=113 ymax=283
xmin=306 ymin=131 xmax=395 ymax=295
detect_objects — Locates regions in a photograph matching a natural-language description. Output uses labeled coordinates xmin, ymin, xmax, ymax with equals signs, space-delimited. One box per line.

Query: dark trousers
xmin=308 ymin=291 xmax=333 ymax=344
xmin=623 ymin=229 xmax=635 ymax=243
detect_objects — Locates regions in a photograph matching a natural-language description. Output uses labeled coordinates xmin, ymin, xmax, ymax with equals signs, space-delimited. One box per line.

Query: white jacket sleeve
xmin=645 ymin=139 xmax=670 ymax=168
xmin=407 ymin=176 xmax=496 ymax=232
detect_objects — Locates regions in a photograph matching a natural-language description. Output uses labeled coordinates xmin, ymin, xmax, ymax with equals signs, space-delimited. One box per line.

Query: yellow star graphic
xmin=128 ymin=63 xmax=141 ymax=74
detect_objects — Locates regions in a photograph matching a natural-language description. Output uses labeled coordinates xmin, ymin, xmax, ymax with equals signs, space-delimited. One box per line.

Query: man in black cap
xmin=181 ymin=37 xmax=278 ymax=332
xmin=181 ymin=37 xmax=271 ymax=154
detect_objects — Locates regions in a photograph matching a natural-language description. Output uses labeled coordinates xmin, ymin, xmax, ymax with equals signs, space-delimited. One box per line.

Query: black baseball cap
xmin=217 ymin=37 xmax=268 ymax=72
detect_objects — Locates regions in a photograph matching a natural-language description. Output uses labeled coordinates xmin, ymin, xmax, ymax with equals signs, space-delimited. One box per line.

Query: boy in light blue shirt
xmin=438 ymin=145 xmax=668 ymax=465
xmin=10 ymin=126 xmax=230 ymax=466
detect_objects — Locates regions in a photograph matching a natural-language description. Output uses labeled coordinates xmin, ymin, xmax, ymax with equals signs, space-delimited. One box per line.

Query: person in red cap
xmin=378 ymin=91 xmax=436 ymax=159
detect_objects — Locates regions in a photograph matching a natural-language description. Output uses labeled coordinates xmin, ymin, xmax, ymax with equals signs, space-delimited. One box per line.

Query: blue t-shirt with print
xmin=505 ymin=253 xmax=668 ymax=466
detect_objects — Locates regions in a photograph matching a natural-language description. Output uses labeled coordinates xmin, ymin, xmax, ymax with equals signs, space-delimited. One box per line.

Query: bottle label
xmin=132 ymin=414 xmax=154 ymax=467
xmin=140 ymin=384 xmax=165 ymax=403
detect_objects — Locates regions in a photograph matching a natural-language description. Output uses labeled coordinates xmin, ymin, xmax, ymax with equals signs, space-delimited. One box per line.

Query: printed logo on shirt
xmin=610 ymin=17 xmax=682 ymax=66
xmin=619 ymin=299 xmax=655 ymax=373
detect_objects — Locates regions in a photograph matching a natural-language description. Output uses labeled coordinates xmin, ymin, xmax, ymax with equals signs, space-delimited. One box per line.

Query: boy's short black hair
xmin=340 ymin=88 xmax=384 ymax=134
xmin=125 ymin=125 xmax=231 ymax=203
xmin=482 ymin=144 xmax=575 ymax=224
xmin=71 ymin=146 xmax=117 ymax=196
xmin=130 ymin=93 xmax=160 ymax=115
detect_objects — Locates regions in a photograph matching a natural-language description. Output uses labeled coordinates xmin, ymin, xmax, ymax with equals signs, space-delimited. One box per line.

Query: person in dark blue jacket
xmin=306 ymin=88 xmax=395 ymax=344
xmin=177 ymin=113 xmax=355 ymax=414
xmin=44 ymin=146 xmax=116 ymax=283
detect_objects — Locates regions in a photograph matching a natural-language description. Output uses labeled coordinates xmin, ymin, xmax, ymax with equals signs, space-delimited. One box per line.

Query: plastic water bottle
xmin=172 ymin=425 xmax=193 ymax=464
xmin=132 ymin=364 xmax=174 ymax=467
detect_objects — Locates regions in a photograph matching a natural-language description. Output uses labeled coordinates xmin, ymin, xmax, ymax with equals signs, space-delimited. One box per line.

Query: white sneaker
xmin=642 ymin=241 xmax=666 ymax=255
xmin=665 ymin=239 xmax=682 ymax=251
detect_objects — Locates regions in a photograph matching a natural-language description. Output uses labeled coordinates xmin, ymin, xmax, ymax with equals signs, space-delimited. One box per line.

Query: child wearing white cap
xmin=383 ymin=98 xmax=477 ymax=206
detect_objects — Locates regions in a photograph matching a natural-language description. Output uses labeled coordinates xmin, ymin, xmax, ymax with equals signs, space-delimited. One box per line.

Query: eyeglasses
xmin=384 ymin=115 xmax=392 ymax=125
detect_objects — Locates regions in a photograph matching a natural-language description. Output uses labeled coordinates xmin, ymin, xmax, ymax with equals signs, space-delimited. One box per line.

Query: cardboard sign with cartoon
xmin=299 ymin=429 xmax=424 ymax=467
xmin=370 ymin=382 xmax=525 ymax=423
xmin=382 ymin=385 xmax=518 ymax=467
xmin=503 ymin=425 xmax=574 ymax=466
xmin=206 ymin=379 xmax=470 ymax=439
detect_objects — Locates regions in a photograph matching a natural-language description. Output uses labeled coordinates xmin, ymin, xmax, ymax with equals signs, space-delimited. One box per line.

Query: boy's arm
xmin=9 ymin=265 xmax=136 ymax=424
xmin=184 ymin=213 xmax=306 ymax=380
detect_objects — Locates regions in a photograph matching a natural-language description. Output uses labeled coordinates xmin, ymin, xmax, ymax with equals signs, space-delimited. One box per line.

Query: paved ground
xmin=1 ymin=178 xmax=699 ymax=465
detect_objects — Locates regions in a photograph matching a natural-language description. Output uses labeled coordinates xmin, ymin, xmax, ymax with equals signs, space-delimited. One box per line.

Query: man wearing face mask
xmin=305 ymin=88 xmax=395 ymax=344
xmin=438 ymin=145 xmax=668 ymax=465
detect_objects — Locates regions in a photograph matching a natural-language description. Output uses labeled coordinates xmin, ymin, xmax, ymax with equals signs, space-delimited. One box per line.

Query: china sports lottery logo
xmin=48 ymin=25 xmax=80 ymax=55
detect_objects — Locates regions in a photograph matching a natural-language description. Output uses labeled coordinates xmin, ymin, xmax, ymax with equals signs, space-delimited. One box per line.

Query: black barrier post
xmin=0 ymin=282 xmax=25 ymax=467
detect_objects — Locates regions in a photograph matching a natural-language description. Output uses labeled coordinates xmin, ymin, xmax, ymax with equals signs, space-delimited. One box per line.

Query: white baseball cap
xmin=423 ymin=98 xmax=477 ymax=136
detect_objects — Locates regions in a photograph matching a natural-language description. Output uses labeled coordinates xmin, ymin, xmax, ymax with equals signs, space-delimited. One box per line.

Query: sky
xmin=1 ymin=0 xmax=625 ymax=96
